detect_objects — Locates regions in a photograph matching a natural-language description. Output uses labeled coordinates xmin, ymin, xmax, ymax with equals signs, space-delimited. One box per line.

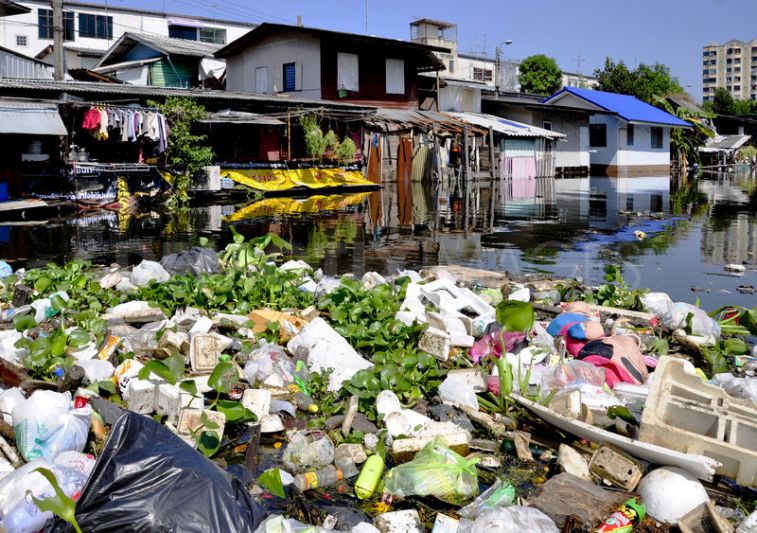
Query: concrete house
xmin=216 ymin=23 xmax=447 ymax=108
xmin=544 ymin=87 xmax=690 ymax=176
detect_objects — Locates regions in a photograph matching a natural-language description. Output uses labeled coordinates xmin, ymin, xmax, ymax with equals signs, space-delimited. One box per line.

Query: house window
xmin=255 ymin=66 xmax=269 ymax=94
xmin=16 ymin=35 xmax=26 ymax=46
xmin=168 ymin=25 xmax=198 ymax=41
xmin=78 ymin=13 xmax=112 ymax=39
xmin=449 ymin=59 xmax=454 ymax=74
xmin=200 ymin=27 xmax=226 ymax=44
xmin=283 ymin=63 xmax=296 ymax=92
xmin=337 ymin=52 xmax=359 ymax=91
xmin=627 ymin=123 xmax=634 ymax=146
xmin=385 ymin=58 xmax=405 ymax=95
xmin=651 ymin=127 xmax=663 ymax=149
xmin=473 ymin=67 xmax=493 ymax=82
xmin=589 ymin=123 xmax=607 ymax=148
xmin=38 ymin=9 xmax=74 ymax=40
xmin=542 ymin=120 xmax=552 ymax=131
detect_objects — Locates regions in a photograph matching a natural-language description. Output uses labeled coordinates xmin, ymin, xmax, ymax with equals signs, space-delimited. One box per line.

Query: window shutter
xmin=273 ymin=64 xmax=283 ymax=93
xmin=337 ymin=52 xmax=359 ymax=91
xmin=385 ymin=58 xmax=405 ymax=94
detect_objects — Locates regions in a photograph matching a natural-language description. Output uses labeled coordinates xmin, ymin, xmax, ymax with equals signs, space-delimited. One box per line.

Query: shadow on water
xmin=1 ymin=170 xmax=755 ymax=310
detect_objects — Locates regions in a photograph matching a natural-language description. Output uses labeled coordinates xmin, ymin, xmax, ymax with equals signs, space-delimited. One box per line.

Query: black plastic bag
xmin=46 ymin=412 xmax=264 ymax=532
xmin=160 ymin=246 xmax=220 ymax=276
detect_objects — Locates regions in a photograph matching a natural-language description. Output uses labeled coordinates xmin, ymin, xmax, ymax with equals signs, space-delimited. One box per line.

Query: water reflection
xmin=1 ymin=171 xmax=755 ymax=310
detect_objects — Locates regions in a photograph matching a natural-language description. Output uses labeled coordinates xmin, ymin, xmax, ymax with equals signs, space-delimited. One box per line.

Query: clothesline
xmin=68 ymin=101 xmax=162 ymax=112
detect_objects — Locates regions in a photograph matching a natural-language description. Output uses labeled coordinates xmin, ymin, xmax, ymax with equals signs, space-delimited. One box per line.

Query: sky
xmin=91 ymin=0 xmax=757 ymax=101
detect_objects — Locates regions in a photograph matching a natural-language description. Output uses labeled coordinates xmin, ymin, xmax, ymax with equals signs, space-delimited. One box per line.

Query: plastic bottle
xmin=334 ymin=447 xmax=359 ymax=479
xmin=354 ymin=454 xmax=384 ymax=500
xmin=596 ymin=498 xmax=646 ymax=533
xmin=293 ymin=465 xmax=343 ymax=492
xmin=292 ymin=392 xmax=319 ymax=413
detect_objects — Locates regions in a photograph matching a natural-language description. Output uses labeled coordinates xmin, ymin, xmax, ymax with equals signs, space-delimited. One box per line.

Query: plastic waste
xmin=253 ymin=515 xmax=332 ymax=533
xmin=12 ymin=390 xmax=91 ymax=462
xmin=712 ymin=373 xmax=757 ymax=403
xmin=0 ymin=329 xmax=25 ymax=364
xmin=293 ymin=392 xmax=318 ymax=413
xmin=596 ymin=498 xmax=646 ymax=533
xmin=293 ymin=465 xmax=343 ymax=492
xmin=282 ymin=430 xmax=335 ymax=474
xmin=77 ymin=359 xmax=115 ymax=383
xmin=438 ymin=374 xmax=479 ymax=410
xmin=0 ymin=260 xmax=12 ymax=278
xmin=458 ymin=506 xmax=559 ymax=533
xmin=45 ymin=411 xmax=265 ymax=532
xmin=160 ymin=246 xmax=220 ymax=276
xmin=131 ymin=260 xmax=170 ymax=286
xmin=334 ymin=447 xmax=359 ymax=479
xmin=458 ymin=479 xmax=516 ymax=519
xmin=31 ymin=291 xmax=69 ymax=322
xmin=641 ymin=293 xmax=720 ymax=338
xmin=637 ymin=467 xmax=709 ymax=524
xmin=540 ymin=360 xmax=607 ymax=397
xmin=383 ymin=438 xmax=479 ymax=505
xmin=244 ymin=340 xmax=294 ymax=387
xmin=0 ymin=387 xmax=24 ymax=424
xmin=355 ymin=454 xmax=384 ymax=500
xmin=0 ymin=452 xmax=95 ymax=533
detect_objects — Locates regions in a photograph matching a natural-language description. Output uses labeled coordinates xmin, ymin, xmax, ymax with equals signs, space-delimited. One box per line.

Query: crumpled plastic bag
xmin=244 ymin=340 xmax=294 ymax=387
xmin=12 ymin=391 xmax=91 ymax=462
xmin=45 ymin=411 xmax=265 ymax=532
xmin=641 ymin=293 xmax=720 ymax=338
xmin=458 ymin=506 xmax=559 ymax=533
xmin=282 ymin=430 xmax=334 ymax=474
xmin=253 ymin=515 xmax=332 ymax=533
xmin=160 ymin=246 xmax=220 ymax=276
xmin=540 ymin=360 xmax=606 ymax=397
xmin=383 ymin=438 xmax=479 ymax=505
xmin=131 ymin=260 xmax=170 ymax=287
xmin=458 ymin=479 xmax=516 ymax=519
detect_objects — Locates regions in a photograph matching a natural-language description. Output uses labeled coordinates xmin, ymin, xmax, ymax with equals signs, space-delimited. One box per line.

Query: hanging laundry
xmin=82 ymin=107 xmax=101 ymax=131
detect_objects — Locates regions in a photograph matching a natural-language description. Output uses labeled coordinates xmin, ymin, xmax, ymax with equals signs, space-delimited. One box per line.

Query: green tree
xmin=711 ymin=87 xmax=735 ymax=115
xmin=518 ymin=54 xmax=563 ymax=96
xmin=654 ymin=95 xmax=715 ymax=171
xmin=148 ymin=96 xmax=214 ymax=203
xmin=594 ymin=58 xmax=682 ymax=103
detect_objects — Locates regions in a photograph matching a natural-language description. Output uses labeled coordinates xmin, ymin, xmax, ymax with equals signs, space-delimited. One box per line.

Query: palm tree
xmin=653 ymin=95 xmax=716 ymax=174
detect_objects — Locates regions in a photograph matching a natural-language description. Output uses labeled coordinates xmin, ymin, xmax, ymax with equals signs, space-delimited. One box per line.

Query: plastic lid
xmin=624 ymin=498 xmax=646 ymax=521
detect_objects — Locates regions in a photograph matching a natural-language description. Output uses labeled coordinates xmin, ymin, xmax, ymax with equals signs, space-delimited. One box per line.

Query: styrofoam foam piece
xmin=514 ymin=394 xmax=720 ymax=482
xmin=418 ymin=326 xmax=451 ymax=361
xmin=374 ymin=510 xmax=423 ymax=533
xmin=638 ymin=467 xmax=709 ymax=524
xmin=189 ymin=334 xmax=220 ymax=373
xmin=396 ymin=283 xmax=426 ymax=325
xmin=639 ymin=356 xmax=757 ymax=487
xmin=126 ymin=379 xmax=157 ymax=414
xmin=241 ymin=389 xmax=271 ymax=420
xmin=287 ymin=317 xmax=373 ymax=392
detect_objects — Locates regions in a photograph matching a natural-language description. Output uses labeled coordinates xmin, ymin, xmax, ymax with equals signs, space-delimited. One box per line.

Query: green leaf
xmin=163 ymin=352 xmax=186 ymax=381
xmin=13 ymin=313 xmax=36 ymax=332
xmin=50 ymin=294 xmax=67 ymax=312
xmin=267 ymin=233 xmax=293 ymax=251
xmin=34 ymin=277 xmax=52 ymax=294
xmin=96 ymin=379 xmax=117 ymax=395
xmin=31 ymin=467 xmax=82 ymax=533
xmin=208 ymin=361 xmax=238 ymax=394
xmin=495 ymin=300 xmax=535 ymax=332
xmin=740 ymin=307 xmax=757 ymax=335
xmin=179 ymin=379 xmax=198 ymax=396
xmin=138 ymin=360 xmax=176 ymax=385
xmin=200 ymin=411 xmax=220 ymax=430
xmin=215 ymin=400 xmax=256 ymax=423
xmin=607 ymin=405 xmax=639 ymax=426
xmin=723 ymin=338 xmax=749 ymax=356
xmin=50 ymin=330 xmax=67 ymax=357
xmin=68 ymin=328 xmax=90 ymax=348
xmin=72 ymin=274 xmax=87 ymax=289
xmin=256 ymin=468 xmax=285 ymax=498
xmin=197 ymin=430 xmax=221 ymax=457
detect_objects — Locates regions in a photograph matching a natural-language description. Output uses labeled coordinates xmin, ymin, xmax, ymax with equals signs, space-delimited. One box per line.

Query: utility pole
xmin=574 ymin=50 xmax=586 ymax=75
xmin=52 ymin=0 xmax=64 ymax=80
xmin=365 ymin=0 xmax=368 ymax=34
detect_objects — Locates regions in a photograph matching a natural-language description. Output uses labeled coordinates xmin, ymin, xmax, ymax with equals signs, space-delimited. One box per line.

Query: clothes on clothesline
xmin=81 ymin=106 xmax=169 ymax=153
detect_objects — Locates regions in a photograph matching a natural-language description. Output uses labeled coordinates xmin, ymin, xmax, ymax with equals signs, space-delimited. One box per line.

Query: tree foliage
xmin=594 ymin=58 xmax=682 ymax=103
xmin=707 ymin=87 xmax=756 ymax=115
xmin=653 ymin=95 xmax=715 ymax=168
xmin=299 ymin=114 xmax=356 ymax=163
xmin=518 ymin=54 xmax=562 ymax=96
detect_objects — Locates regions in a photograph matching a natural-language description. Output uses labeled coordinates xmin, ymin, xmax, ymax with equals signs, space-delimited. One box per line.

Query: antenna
xmin=573 ymin=49 xmax=586 ymax=74
xmin=365 ymin=0 xmax=368 ymax=34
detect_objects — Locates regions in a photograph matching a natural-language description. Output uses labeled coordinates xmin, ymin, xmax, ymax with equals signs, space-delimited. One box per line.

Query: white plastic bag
xmin=439 ymin=374 xmax=479 ymax=410
xmin=0 ymin=387 xmax=25 ymax=424
xmin=12 ymin=390 xmax=91 ymax=462
xmin=131 ymin=260 xmax=170 ymax=286
xmin=458 ymin=506 xmax=559 ymax=533
xmin=641 ymin=293 xmax=720 ymax=338
xmin=0 ymin=330 xmax=25 ymax=364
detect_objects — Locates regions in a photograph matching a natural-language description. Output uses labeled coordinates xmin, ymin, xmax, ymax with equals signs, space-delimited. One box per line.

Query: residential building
xmin=92 ymin=32 xmax=224 ymax=87
xmin=702 ymin=39 xmax=757 ymax=102
xmin=0 ymin=0 xmax=253 ymax=70
xmin=216 ymin=23 xmax=447 ymax=109
xmin=544 ymin=87 xmax=691 ymax=176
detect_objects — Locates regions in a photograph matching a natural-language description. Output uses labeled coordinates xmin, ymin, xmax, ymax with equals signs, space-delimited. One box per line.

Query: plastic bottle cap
xmin=624 ymin=498 xmax=646 ymax=521
xmin=307 ymin=404 xmax=319 ymax=413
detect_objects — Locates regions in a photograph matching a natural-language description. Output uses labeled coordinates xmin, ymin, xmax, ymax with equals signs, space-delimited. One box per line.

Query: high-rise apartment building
xmin=702 ymin=39 xmax=757 ymax=102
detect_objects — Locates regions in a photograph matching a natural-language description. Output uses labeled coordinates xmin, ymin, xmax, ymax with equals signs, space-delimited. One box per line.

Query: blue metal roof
xmin=545 ymin=87 xmax=691 ymax=128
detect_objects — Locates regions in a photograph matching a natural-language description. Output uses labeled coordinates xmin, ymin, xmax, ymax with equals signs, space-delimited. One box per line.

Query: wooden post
xmin=286 ymin=111 xmax=291 ymax=160
xmin=463 ymin=126 xmax=470 ymax=182
xmin=488 ymin=126 xmax=496 ymax=181
xmin=52 ymin=0 xmax=65 ymax=80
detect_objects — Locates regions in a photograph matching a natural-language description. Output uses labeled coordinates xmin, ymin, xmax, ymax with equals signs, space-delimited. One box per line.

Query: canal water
xmin=1 ymin=172 xmax=755 ymax=311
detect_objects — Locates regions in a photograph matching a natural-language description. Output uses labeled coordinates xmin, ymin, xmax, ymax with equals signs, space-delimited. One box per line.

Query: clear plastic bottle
xmin=292 ymin=392 xmax=319 ymax=413
xmin=334 ymin=448 xmax=359 ymax=479
xmin=293 ymin=465 xmax=343 ymax=491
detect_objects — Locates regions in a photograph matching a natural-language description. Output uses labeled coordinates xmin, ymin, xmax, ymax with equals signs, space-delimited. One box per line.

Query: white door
xmin=255 ymin=66 xmax=269 ymax=94
xmin=579 ymin=126 xmax=590 ymax=167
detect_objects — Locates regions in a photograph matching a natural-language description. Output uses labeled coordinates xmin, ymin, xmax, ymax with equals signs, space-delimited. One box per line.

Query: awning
xmin=0 ymin=99 xmax=67 ymax=135
xmin=199 ymin=109 xmax=285 ymax=126
xmin=448 ymin=112 xmax=566 ymax=140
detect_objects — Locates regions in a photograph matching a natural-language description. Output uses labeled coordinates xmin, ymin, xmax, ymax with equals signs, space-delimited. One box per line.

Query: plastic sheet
xmin=45 ymin=411 xmax=265 ymax=532
xmin=458 ymin=506 xmax=559 ymax=533
xmin=160 ymin=247 xmax=220 ymax=276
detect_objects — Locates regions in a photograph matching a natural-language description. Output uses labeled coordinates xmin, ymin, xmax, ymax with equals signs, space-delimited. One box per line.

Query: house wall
xmin=224 ymin=31 xmax=321 ymax=99
xmin=589 ymin=114 xmax=671 ymax=175
xmin=0 ymin=47 xmax=52 ymax=78
xmin=439 ymin=85 xmax=481 ymax=112
xmin=589 ymin=114 xmax=621 ymax=166
xmin=0 ymin=0 xmax=251 ymax=60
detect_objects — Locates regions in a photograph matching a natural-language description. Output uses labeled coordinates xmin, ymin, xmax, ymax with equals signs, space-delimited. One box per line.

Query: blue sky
xmin=96 ymin=0 xmax=757 ymax=101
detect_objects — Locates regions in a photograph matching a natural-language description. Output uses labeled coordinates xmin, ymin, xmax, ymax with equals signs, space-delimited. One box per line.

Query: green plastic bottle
xmin=354 ymin=454 xmax=384 ymax=500
xmin=596 ymin=498 xmax=646 ymax=533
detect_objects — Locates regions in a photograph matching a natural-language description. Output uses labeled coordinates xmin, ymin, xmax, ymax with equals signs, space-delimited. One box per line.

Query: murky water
xmin=2 ymin=172 xmax=755 ymax=310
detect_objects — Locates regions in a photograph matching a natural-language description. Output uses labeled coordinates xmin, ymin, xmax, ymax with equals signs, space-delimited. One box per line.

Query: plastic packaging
xmin=334 ymin=447 xmax=360 ymax=479
xmin=293 ymin=392 xmax=318 ymax=413
xmin=0 ymin=329 xmax=25 ymax=364
xmin=458 ymin=506 xmax=559 ymax=533
xmin=540 ymin=360 xmax=606 ymax=397
xmin=383 ymin=438 xmax=479 ymax=505
xmin=31 ymin=291 xmax=69 ymax=322
xmin=253 ymin=515 xmax=332 ymax=533
xmin=596 ymin=498 xmax=646 ymax=532
xmin=293 ymin=465 xmax=343 ymax=492
xmin=0 ymin=387 xmax=25 ymax=424
xmin=45 ymin=411 xmax=265 ymax=532
xmin=12 ymin=390 xmax=91 ymax=462
xmin=355 ymin=454 xmax=384 ymax=500
xmin=160 ymin=246 xmax=220 ymax=276
xmin=131 ymin=260 xmax=170 ymax=286
xmin=438 ymin=374 xmax=478 ymax=410
xmin=458 ymin=479 xmax=516 ymax=519
xmin=244 ymin=340 xmax=294 ymax=387
xmin=282 ymin=430 xmax=335 ymax=474
xmin=641 ymin=293 xmax=720 ymax=338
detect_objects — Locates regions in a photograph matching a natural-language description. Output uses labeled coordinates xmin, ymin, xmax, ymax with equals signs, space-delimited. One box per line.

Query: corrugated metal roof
xmin=545 ymin=87 xmax=691 ymax=128
xmin=700 ymin=134 xmax=751 ymax=153
xmin=0 ymin=78 xmax=377 ymax=110
xmin=98 ymin=33 xmax=222 ymax=69
xmin=0 ymin=0 xmax=29 ymax=16
xmin=0 ymin=99 xmax=66 ymax=135
xmin=199 ymin=109 xmax=285 ymax=125
xmin=449 ymin=112 xmax=566 ymax=139
xmin=92 ymin=58 xmax=161 ymax=74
